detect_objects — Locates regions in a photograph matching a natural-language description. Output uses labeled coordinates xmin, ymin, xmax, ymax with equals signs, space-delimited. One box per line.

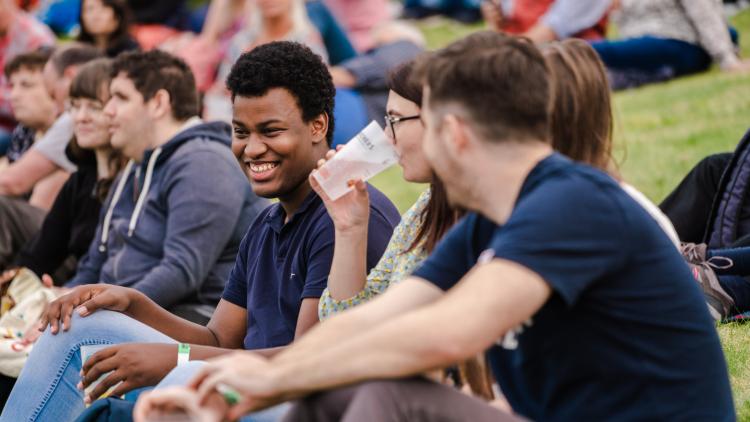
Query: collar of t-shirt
xmin=264 ymin=190 xmax=321 ymax=234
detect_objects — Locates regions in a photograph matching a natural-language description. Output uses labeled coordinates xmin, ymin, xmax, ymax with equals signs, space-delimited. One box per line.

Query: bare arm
xmin=28 ymin=170 xmax=69 ymax=210
xmin=275 ymin=277 xmax=444 ymax=366
xmin=0 ymin=149 xmax=58 ymax=196
xmin=200 ymin=0 xmax=245 ymax=42
xmin=272 ymin=260 xmax=551 ymax=396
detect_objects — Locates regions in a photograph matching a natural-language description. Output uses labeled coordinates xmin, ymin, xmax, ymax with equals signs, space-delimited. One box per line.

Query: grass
xmin=369 ymin=9 xmax=750 ymax=418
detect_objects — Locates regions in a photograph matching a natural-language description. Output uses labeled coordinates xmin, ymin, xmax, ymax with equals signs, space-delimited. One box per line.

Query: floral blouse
xmin=318 ymin=189 xmax=431 ymax=320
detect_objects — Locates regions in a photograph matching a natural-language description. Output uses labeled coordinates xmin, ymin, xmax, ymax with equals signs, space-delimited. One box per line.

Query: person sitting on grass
xmin=0 ymin=41 xmax=399 ymax=422
xmin=135 ymin=31 xmax=733 ymax=422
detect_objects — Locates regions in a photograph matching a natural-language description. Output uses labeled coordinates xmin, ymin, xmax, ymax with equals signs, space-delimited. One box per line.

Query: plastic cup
xmin=312 ymin=121 xmax=399 ymax=200
xmin=80 ymin=344 xmax=121 ymax=405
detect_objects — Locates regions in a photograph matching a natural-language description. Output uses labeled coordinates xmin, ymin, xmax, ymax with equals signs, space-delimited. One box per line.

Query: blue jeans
xmin=0 ymin=311 xmax=174 ymax=422
xmin=591 ymin=36 xmax=712 ymax=76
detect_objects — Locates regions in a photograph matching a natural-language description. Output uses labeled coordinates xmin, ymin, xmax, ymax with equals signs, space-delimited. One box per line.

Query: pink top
xmin=323 ymin=0 xmax=390 ymax=51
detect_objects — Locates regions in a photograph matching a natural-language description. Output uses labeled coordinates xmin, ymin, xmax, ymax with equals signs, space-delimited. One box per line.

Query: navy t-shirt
xmin=222 ymin=186 xmax=400 ymax=350
xmin=413 ymin=153 xmax=734 ymax=421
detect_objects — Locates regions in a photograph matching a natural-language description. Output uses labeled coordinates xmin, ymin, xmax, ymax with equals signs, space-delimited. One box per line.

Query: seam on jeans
xmin=29 ymin=339 xmax=114 ymax=421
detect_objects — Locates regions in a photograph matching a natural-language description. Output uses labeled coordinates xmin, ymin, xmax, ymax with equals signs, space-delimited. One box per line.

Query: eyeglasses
xmin=384 ymin=114 xmax=420 ymax=144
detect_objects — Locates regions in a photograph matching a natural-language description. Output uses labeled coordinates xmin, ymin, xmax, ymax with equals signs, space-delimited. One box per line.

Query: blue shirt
xmin=223 ymin=186 xmax=400 ymax=350
xmin=413 ymin=153 xmax=734 ymax=421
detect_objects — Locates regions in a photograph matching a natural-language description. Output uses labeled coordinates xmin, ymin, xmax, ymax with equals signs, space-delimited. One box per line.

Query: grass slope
xmin=368 ymin=10 xmax=750 ymax=418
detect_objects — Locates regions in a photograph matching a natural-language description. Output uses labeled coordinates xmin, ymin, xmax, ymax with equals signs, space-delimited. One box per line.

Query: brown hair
xmin=415 ymin=31 xmax=551 ymax=144
xmin=4 ymin=48 xmax=52 ymax=78
xmin=49 ymin=43 xmax=104 ymax=75
xmin=111 ymin=50 xmax=199 ymax=121
xmin=69 ymin=58 xmax=125 ymax=200
xmin=542 ymin=39 xmax=616 ymax=175
xmin=388 ymin=60 xmax=463 ymax=254
xmin=77 ymin=0 xmax=134 ymax=54
xmin=390 ymin=59 xmax=491 ymax=399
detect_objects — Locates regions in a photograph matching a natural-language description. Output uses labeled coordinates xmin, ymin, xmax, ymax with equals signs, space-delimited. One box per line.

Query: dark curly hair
xmin=226 ymin=41 xmax=335 ymax=146
xmin=111 ymin=50 xmax=199 ymax=120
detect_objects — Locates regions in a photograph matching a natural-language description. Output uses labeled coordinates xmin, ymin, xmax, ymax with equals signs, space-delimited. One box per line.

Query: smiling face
xmin=231 ymin=88 xmax=327 ymax=200
xmin=104 ymin=73 xmax=153 ymax=160
xmin=385 ymin=90 xmax=432 ymax=184
xmin=71 ymin=90 xmax=111 ymax=150
xmin=9 ymin=68 xmax=57 ymax=130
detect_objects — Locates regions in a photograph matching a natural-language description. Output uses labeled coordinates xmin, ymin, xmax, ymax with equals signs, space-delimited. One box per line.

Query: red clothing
xmin=502 ymin=0 xmax=607 ymax=41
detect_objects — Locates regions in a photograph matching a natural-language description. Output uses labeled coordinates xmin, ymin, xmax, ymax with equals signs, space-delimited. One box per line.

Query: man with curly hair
xmin=0 ymin=42 xmax=399 ymax=421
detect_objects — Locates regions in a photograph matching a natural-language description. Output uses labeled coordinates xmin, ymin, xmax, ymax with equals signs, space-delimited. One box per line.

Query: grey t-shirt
xmin=31 ymin=112 xmax=76 ymax=172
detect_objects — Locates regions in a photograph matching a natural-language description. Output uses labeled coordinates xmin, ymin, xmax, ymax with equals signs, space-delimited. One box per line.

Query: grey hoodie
xmin=68 ymin=120 xmax=268 ymax=315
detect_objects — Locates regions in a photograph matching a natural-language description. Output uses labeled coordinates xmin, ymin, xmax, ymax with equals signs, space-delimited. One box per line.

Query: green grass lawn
xmin=369 ymin=10 xmax=750 ymax=419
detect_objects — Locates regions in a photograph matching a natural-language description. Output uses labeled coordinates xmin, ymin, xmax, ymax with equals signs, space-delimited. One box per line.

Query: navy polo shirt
xmin=413 ymin=154 xmax=734 ymax=421
xmin=222 ymin=186 xmax=400 ymax=350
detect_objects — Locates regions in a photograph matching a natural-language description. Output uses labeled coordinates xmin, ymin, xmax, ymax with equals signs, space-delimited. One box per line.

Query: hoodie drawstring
xmin=129 ymin=147 xmax=162 ymax=236
xmin=99 ymin=160 xmax=135 ymax=252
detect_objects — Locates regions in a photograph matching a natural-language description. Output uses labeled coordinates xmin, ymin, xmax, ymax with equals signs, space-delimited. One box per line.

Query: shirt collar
xmin=265 ymin=190 xmax=322 ymax=234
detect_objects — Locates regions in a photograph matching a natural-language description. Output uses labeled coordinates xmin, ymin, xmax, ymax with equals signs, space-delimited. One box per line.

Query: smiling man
xmin=0 ymin=42 xmax=399 ymax=421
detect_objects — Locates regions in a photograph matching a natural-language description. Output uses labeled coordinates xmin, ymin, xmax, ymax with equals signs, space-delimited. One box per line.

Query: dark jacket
xmin=14 ymin=146 xmax=100 ymax=281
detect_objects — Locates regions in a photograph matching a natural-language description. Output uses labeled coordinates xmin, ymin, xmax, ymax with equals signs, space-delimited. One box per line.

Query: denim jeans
xmin=0 ymin=310 xmax=174 ymax=422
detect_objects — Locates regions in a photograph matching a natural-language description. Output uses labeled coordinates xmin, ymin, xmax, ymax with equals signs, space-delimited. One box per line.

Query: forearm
xmin=127 ymin=293 xmax=219 ymax=346
xmin=200 ymin=0 xmax=242 ymax=42
xmin=271 ymin=264 xmax=549 ymax=397
xmin=272 ymin=301 xmax=473 ymax=397
xmin=327 ymin=227 xmax=369 ymax=301
xmin=0 ymin=171 xmax=33 ymax=196
xmin=28 ymin=170 xmax=69 ymax=210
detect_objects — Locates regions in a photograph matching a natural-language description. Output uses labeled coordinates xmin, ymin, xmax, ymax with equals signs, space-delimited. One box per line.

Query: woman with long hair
xmin=77 ymin=0 xmax=139 ymax=57
xmin=542 ymin=39 xmax=680 ymax=246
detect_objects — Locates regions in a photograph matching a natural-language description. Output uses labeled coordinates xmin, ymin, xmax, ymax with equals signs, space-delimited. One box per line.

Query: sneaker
xmin=680 ymin=243 xmax=735 ymax=321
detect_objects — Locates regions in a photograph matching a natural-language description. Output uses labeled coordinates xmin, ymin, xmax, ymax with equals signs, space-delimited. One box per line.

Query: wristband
xmin=177 ymin=343 xmax=190 ymax=366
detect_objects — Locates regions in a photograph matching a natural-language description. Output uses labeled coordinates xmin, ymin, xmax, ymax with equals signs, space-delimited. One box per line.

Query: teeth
xmin=251 ymin=162 xmax=278 ymax=173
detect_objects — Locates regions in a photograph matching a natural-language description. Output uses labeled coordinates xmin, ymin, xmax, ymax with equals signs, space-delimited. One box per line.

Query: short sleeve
xmin=221 ymin=230 xmax=251 ymax=308
xmin=490 ymin=178 xmax=627 ymax=306
xmin=31 ymin=113 xmax=76 ymax=172
xmin=412 ymin=214 xmax=483 ymax=291
xmin=301 ymin=216 xmax=336 ymax=299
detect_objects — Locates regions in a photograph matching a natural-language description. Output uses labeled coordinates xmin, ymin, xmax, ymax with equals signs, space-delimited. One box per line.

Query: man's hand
xmin=134 ymin=387 xmax=227 ymax=422
xmin=80 ymin=343 xmax=178 ymax=405
xmin=0 ymin=268 xmax=19 ymax=285
xmin=39 ymin=284 xmax=140 ymax=334
xmin=189 ymin=352 xmax=283 ymax=420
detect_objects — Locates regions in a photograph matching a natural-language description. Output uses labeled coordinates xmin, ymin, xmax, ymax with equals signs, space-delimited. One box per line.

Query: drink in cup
xmin=312 ymin=121 xmax=399 ymax=200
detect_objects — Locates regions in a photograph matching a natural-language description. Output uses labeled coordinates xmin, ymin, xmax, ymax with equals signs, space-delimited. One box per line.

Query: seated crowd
xmin=0 ymin=0 xmax=746 ymax=421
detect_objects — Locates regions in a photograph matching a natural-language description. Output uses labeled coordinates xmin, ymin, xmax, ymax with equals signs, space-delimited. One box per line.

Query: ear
xmin=148 ymin=89 xmax=172 ymax=119
xmin=310 ymin=112 xmax=328 ymax=145
xmin=63 ymin=66 xmax=77 ymax=81
xmin=443 ymin=114 xmax=469 ymax=153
